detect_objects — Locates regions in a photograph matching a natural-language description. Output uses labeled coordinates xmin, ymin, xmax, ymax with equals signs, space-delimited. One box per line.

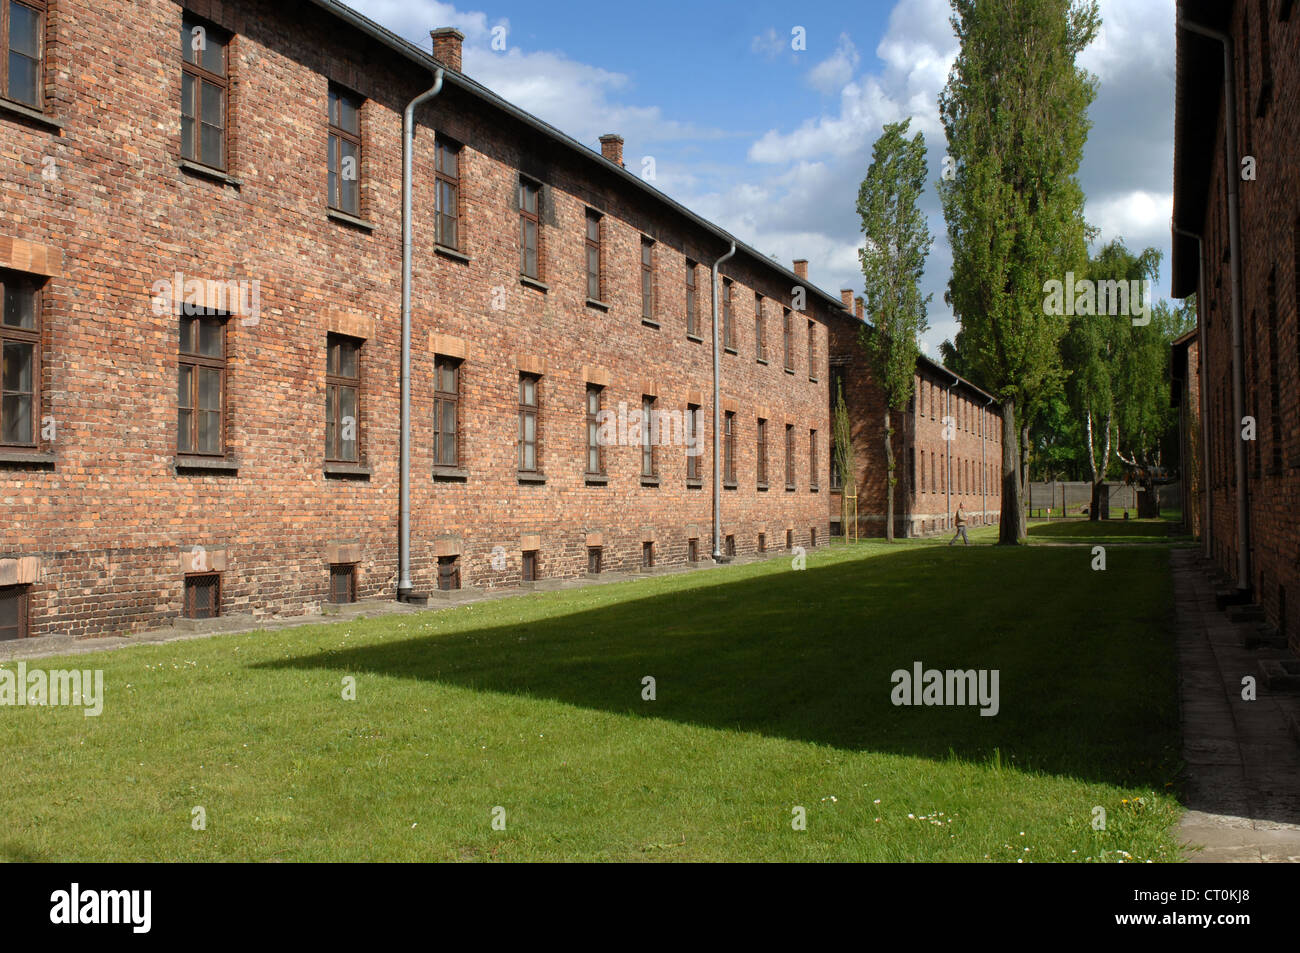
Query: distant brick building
xmin=1172 ymin=0 xmax=1299 ymax=652
xmin=0 ymin=0 xmax=994 ymax=640
xmin=826 ymin=292 xmax=1003 ymax=538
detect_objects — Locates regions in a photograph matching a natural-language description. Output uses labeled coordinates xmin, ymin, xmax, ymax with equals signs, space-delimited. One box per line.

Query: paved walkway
xmin=1172 ymin=548 xmax=1300 ymax=861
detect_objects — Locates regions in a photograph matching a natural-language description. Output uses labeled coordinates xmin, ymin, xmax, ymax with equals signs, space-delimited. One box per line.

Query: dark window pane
xmin=198 ymin=319 xmax=223 ymax=358
xmin=3 ymin=285 xmax=35 ymax=329
xmin=8 ymin=53 xmax=39 ymax=107
xmin=337 ymin=94 xmax=359 ymax=134
xmin=181 ymin=73 xmax=196 ymax=120
xmin=198 ymin=410 xmax=221 ymax=453
xmin=339 ymin=386 xmax=358 ymax=460
xmin=200 ymin=31 xmax=225 ymax=76
xmin=177 ymin=409 xmax=192 ymax=452
xmin=177 ymin=364 xmax=193 ymax=408
xmin=11 ymin=3 xmax=41 ymax=58
xmin=339 ymin=140 xmax=360 ymax=215
xmin=198 ymin=366 xmax=221 ymax=411
xmin=3 ymin=341 xmax=33 ymax=393
xmin=200 ymin=123 xmax=223 ymax=169
xmin=2 ymin=394 xmax=31 ymax=444
xmin=337 ymin=340 xmax=358 ymax=378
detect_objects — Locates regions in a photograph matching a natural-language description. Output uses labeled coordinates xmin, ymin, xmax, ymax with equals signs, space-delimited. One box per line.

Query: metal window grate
xmin=329 ymin=564 xmax=357 ymax=603
xmin=522 ymin=550 xmax=538 ymax=583
xmin=437 ymin=556 xmax=460 ymax=591
xmin=587 ymin=547 xmax=601 ymax=575
xmin=642 ymin=542 xmax=654 ymax=569
xmin=0 ymin=585 xmax=29 ymax=641
xmin=185 ymin=573 xmax=220 ymax=619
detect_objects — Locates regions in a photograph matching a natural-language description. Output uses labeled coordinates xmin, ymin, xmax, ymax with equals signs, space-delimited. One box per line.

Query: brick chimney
xmin=840 ymin=289 xmax=854 ymax=311
xmin=599 ymin=134 xmax=624 ymax=167
xmin=855 ymin=296 xmax=864 ymax=320
xmin=793 ymin=259 xmax=808 ymax=281
xmin=431 ymin=28 xmax=464 ymax=73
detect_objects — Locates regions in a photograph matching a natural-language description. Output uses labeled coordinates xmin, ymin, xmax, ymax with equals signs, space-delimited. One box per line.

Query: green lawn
xmin=0 ymin=538 xmax=1183 ymax=862
xmin=1028 ymin=516 xmax=1189 ymax=546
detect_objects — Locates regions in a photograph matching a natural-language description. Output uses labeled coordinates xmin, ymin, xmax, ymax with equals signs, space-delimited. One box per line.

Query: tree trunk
xmin=1085 ymin=407 xmax=1100 ymax=521
xmin=884 ymin=408 xmax=895 ymax=542
xmin=1019 ymin=420 xmax=1030 ymax=540
xmin=999 ymin=397 xmax=1023 ymax=545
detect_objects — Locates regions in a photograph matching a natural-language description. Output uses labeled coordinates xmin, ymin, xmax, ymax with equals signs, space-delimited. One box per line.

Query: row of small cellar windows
xmin=1 ymin=531 xmax=823 ymax=636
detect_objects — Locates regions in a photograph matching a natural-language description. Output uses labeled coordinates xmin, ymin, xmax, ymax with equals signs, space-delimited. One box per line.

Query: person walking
xmin=949 ymin=501 xmax=969 ymax=546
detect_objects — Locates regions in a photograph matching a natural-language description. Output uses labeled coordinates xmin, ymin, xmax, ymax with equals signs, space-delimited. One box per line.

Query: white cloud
xmin=751 ymin=28 xmax=786 ymax=59
xmin=807 ymin=34 xmax=861 ymax=95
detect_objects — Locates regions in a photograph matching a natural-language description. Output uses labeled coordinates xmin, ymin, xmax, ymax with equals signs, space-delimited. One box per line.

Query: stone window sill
xmin=810 ymin=485 xmax=820 ymax=493
xmin=723 ymin=480 xmax=737 ymax=490
xmin=756 ymin=357 xmax=768 ymax=366
xmin=687 ymin=333 xmax=704 ymax=343
xmin=0 ymin=97 xmax=61 ymax=132
xmin=433 ymin=466 xmax=469 ymax=481
xmin=642 ymin=318 xmax=660 ymax=329
xmin=686 ymin=477 xmax=703 ymax=489
xmin=0 ymin=449 xmax=54 ymax=467
xmin=724 ymin=346 xmax=738 ymax=355
xmin=328 ymin=209 xmax=375 ymax=231
xmin=435 ymin=244 xmax=470 ymax=263
xmin=584 ymin=473 xmax=609 ymax=486
xmin=520 ymin=275 xmax=548 ymax=292
xmin=785 ymin=483 xmax=796 ymax=492
xmin=784 ymin=367 xmax=796 ymax=375
xmin=324 ymin=462 xmax=371 ymax=478
xmin=175 ymin=455 xmax=239 ymax=473
xmin=517 ymin=470 xmax=547 ymax=484
xmin=756 ymin=482 xmax=769 ymax=491
xmin=179 ymin=159 xmax=242 ymax=188
xmin=586 ymin=298 xmax=611 ymax=312
xmin=640 ymin=475 xmax=661 ymax=487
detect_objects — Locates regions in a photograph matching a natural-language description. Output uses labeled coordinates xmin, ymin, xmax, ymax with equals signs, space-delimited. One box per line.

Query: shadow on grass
xmin=1029 ymin=518 xmax=1181 ymax=543
xmin=257 ymin=545 xmax=1180 ymax=790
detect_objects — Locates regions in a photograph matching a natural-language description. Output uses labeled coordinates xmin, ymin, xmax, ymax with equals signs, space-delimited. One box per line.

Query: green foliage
xmin=858 ymin=119 xmax=933 ymax=414
xmin=832 ymin=382 xmax=854 ymax=496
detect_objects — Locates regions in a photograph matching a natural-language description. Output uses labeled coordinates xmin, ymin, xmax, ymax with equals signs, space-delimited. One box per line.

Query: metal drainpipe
xmin=711 ymin=241 xmax=736 ymax=560
xmin=944 ymin=373 xmax=957 ymax=529
xmin=397 ymin=68 xmax=445 ymax=601
xmin=1174 ymin=224 xmax=1212 ymax=559
xmin=1179 ymin=12 xmax=1249 ymax=592
xmin=983 ymin=394 xmax=993 ymax=526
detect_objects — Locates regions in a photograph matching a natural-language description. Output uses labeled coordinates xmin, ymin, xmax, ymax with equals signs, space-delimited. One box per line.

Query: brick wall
xmin=0 ymin=0 xmax=839 ymax=637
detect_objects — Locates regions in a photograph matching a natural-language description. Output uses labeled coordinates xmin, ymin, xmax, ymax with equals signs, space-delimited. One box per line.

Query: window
xmin=437 ymin=556 xmax=460 ymax=591
xmin=754 ymin=294 xmax=767 ymax=361
xmin=520 ymin=177 xmax=540 ymax=278
xmin=587 ymin=547 xmax=602 ymax=575
xmin=181 ymin=14 xmax=229 ymax=170
xmin=325 ymin=335 xmax=361 ymax=463
xmin=810 ymin=527 xmax=817 ymax=547
xmin=785 ymin=424 xmax=796 ymax=487
xmin=688 ymin=538 xmax=698 ymax=563
xmin=786 ymin=529 xmax=793 ymax=550
xmin=642 ymin=541 xmax=654 ymax=569
xmin=585 ymin=210 xmax=602 ymax=301
xmin=641 ymin=238 xmax=655 ymax=321
xmin=641 ymin=395 xmax=657 ymax=477
xmin=522 ymin=550 xmax=538 ymax=582
xmin=782 ymin=308 xmax=793 ymax=370
xmin=0 ymin=585 xmax=28 ymax=641
xmin=1 ymin=272 xmax=39 ymax=447
xmin=722 ymin=279 xmax=734 ymax=350
xmin=1267 ymin=268 xmax=1282 ymax=472
xmin=585 ymin=385 xmax=604 ymax=475
xmin=328 ymin=86 xmax=363 ymax=216
xmin=686 ymin=403 xmax=701 ymax=481
xmin=2 ymin=0 xmax=44 ymax=108
xmin=809 ymin=429 xmax=818 ymax=489
xmin=807 ymin=321 xmax=817 ymax=378
xmin=329 ymin=564 xmax=357 ymax=603
xmin=758 ymin=533 xmax=766 ymax=553
xmin=184 ymin=573 xmax=220 ymax=619
xmin=178 ymin=313 xmax=226 ymax=455
xmin=685 ymin=260 xmax=699 ymax=337
xmin=725 ymin=535 xmax=735 ymax=558
xmin=723 ymin=411 xmax=736 ymax=483
xmin=1256 ymin=0 xmax=1273 ymax=116
xmin=518 ymin=374 xmax=539 ymax=472
xmin=920 ymin=450 xmax=926 ymax=492
xmin=434 ymin=139 xmax=461 ymax=248
xmin=756 ymin=418 xmax=768 ymax=486
xmin=433 ymin=357 xmax=460 ymax=468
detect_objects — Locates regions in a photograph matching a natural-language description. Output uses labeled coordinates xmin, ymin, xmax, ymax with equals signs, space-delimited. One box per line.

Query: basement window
xmin=642 ymin=541 xmax=654 ymax=569
xmin=0 ymin=584 xmax=29 ymax=640
xmin=330 ymin=563 xmax=357 ymax=603
xmin=522 ymin=550 xmax=538 ymax=583
xmin=688 ymin=538 xmax=698 ymax=563
xmin=725 ymin=534 xmax=736 ymax=557
xmin=758 ymin=533 xmax=766 ymax=553
xmin=587 ymin=547 xmax=601 ymax=575
xmin=437 ymin=556 xmax=460 ymax=592
xmin=184 ymin=573 xmax=220 ymax=619
xmin=786 ymin=529 xmax=794 ymax=550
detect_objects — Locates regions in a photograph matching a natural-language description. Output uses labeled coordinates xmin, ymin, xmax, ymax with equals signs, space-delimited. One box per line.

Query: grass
xmin=1028 ymin=516 xmax=1190 ymax=546
xmin=0 ymin=536 xmax=1184 ymax=862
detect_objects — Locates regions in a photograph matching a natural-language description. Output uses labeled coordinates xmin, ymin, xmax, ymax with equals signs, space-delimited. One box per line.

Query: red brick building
xmin=0 ymin=0 xmax=884 ymax=640
xmin=1172 ymin=0 xmax=1299 ymax=651
xmin=827 ymin=292 xmax=1003 ymax=538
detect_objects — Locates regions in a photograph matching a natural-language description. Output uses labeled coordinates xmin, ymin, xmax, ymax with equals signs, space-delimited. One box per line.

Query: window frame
xmin=685 ymin=260 xmax=698 ymax=337
xmin=641 ymin=395 xmax=657 ymax=478
xmin=785 ymin=424 xmax=796 ymax=488
xmin=809 ymin=428 xmax=818 ymax=489
xmin=584 ymin=209 xmax=603 ymax=301
xmin=518 ymin=373 xmax=540 ymax=473
xmin=325 ymin=334 xmax=362 ymax=464
xmin=520 ymin=177 xmax=541 ymax=278
xmin=434 ymin=137 xmax=461 ymax=250
xmin=640 ymin=237 xmax=655 ymax=321
xmin=585 ymin=384 xmax=605 ymax=476
xmin=521 ymin=549 xmax=538 ymax=583
xmin=723 ymin=411 xmax=736 ymax=484
xmin=177 ymin=312 xmax=228 ymax=457
xmin=0 ymin=271 xmax=41 ymax=448
xmin=433 ymin=355 xmax=461 ymax=469
xmin=327 ymin=84 xmax=364 ymax=217
xmin=782 ymin=308 xmax=793 ymax=371
xmin=1 ymin=0 xmax=47 ymax=109
xmin=756 ymin=418 xmax=768 ymax=486
xmin=183 ymin=572 xmax=221 ymax=620
xmin=180 ymin=13 xmax=230 ymax=171
xmin=754 ymin=294 xmax=766 ymax=361
xmin=436 ymin=555 xmax=461 ymax=592
xmin=807 ymin=320 xmax=817 ymax=379
xmin=686 ymin=403 xmax=701 ymax=481
xmin=722 ymin=278 xmax=734 ymax=350
xmin=329 ymin=563 xmax=358 ymax=604
xmin=0 ymin=584 xmax=29 ymax=641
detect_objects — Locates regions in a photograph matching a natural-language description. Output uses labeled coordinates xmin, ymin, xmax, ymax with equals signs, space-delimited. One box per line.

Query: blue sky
xmin=350 ymin=0 xmax=1177 ymax=357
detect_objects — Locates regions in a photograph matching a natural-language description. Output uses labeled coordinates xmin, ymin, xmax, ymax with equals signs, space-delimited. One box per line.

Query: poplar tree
xmin=857 ymin=119 xmax=932 ymax=542
xmin=938 ymin=0 xmax=1100 ymax=543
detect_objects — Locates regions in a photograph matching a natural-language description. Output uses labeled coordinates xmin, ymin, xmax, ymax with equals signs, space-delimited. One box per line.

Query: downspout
xmin=710 ymin=241 xmax=737 ymax=560
xmin=1179 ymin=13 xmax=1249 ymax=592
xmin=1173 ymin=223 xmax=1212 ymax=559
xmin=983 ymin=394 xmax=994 ymax=526
xmin=944 ymin=372 xmax=957 ymax=529
xmin=397 ymin=68 xmax=445 ymax=601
